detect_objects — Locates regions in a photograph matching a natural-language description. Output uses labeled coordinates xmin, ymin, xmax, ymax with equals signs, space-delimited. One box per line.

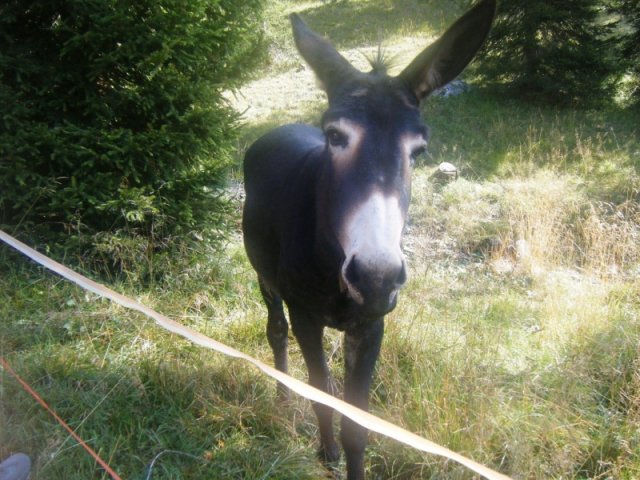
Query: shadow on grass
xmin=0 ymin=338 xmax=323 ymax=479
xmin=1 ymin=352 xmax=320 ymax=479
xmin=420 ymin=90 xmax=640 ymax=184
xmin=0 ymin=263 xmax=322 ymax=480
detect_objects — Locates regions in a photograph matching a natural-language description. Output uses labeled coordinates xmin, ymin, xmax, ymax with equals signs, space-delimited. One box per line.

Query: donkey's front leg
xmin=290 ymin=311 xmax=341 ymax=465
xmin=341 ymin=318 xmax=384 ymax=480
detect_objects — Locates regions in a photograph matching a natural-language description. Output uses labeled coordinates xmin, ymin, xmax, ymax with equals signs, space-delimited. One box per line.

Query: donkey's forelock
xmin=365 ymin=46 xmax=394 ymax=76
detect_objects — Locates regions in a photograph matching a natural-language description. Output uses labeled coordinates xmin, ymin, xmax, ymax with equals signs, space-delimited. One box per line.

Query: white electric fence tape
xmin=1 ymin=230 xmax=511 ymax=480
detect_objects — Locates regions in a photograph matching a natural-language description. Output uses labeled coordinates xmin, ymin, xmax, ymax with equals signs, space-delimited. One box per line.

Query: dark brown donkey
xmin=242 ymin=1 xmax=495 ymax=478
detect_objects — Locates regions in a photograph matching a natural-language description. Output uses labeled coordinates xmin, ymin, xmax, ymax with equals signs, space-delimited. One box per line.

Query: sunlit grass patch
xmin=410 ymin=164 xmax=639 ymax=279
xmin=374 ymin=250 xmax=640 ymax=477
xmin=398 ymin=133 xmax=639 ymax=476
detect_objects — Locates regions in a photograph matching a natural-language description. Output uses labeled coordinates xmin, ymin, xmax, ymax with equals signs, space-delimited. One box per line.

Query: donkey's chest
xmin=278 ymin=270 xmax=375 ymax=330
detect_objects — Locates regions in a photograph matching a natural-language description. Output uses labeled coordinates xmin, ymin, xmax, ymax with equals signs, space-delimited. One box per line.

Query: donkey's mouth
xmin=365 ymin=288 xmax=400 ymax=317
xmin=332 ymin=290 xmax=400 ymax=329
xmin=339 ymin=282 xmax=401 ymax=319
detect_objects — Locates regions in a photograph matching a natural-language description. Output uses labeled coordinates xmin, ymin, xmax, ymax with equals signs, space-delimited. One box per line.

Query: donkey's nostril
xmin=344 ymin=255 xmax=360 ymax=286
xmin=382 ymin=259 xmax=407 ymax=291
xmin=342 ymin=254 xmax=406 ymax=309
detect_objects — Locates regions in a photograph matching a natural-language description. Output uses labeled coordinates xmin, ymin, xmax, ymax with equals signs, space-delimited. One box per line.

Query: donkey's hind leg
xmin=259 ymin=279 xmax=289 ymax=400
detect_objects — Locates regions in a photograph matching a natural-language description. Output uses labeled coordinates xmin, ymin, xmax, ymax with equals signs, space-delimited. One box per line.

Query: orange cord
xmin=0 ymin=356 xmax=123 ymax=480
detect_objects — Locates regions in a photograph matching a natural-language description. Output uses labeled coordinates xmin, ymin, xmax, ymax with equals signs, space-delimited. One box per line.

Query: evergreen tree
xmin=475 ymin=0 xmax=620 ymax=105
xmin=619 ymin=0 xmax=640 ymax=103
xmin=0 ymin=0 xmax=263 ymax=275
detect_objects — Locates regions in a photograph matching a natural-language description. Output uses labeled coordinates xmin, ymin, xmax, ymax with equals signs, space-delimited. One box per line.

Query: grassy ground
xmin=2 ymin=1 xmax=640 ymax=479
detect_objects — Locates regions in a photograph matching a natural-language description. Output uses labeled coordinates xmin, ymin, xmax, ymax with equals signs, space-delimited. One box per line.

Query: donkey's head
xmin=292 ymin=0 xmax=495 ymax=317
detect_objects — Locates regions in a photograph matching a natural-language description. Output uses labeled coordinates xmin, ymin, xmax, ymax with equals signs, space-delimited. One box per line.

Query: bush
xmin=474 ymin=0 xmax=621 ymax=105
xmin=0 ymin=0 xmax=263 ymax=276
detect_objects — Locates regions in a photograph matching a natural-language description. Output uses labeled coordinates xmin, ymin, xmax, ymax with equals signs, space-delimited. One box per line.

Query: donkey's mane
xmin=366 ymin=45 xmax=394 ymax=75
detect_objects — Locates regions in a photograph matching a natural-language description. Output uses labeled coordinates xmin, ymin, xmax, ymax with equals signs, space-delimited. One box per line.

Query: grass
xmin=2 ymin=0 xmax=640 ymax=478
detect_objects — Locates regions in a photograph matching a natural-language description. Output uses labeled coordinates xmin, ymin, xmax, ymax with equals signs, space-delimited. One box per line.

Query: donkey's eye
xmin=326 ymin=128 xmax=348 ymax=148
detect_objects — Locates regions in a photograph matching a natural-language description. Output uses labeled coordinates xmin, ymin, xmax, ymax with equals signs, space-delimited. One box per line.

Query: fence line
xmin=0 ymin=230 xmax=512 ymax=480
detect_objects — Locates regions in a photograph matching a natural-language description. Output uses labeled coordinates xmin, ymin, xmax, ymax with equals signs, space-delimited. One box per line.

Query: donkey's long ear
xmin=290 ymin=14 xmax=360 ymax=96
xmin=399 ymin=0 xmax=495 ymax=100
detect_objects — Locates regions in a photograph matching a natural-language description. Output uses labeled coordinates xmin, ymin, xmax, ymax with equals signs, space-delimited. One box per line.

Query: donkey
xmin=242 ymin=1 xmax=495 ymax=478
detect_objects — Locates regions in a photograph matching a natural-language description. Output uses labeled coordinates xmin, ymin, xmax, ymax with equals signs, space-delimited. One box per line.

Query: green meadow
xmin=2 ymin=1 xmax=639 ymax=478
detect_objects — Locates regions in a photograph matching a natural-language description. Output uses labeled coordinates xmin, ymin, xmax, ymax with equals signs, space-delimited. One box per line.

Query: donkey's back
xmin=244 ymin=124 xmax=324 ymax=191
xmin=243 ymin=124 xmax=325 ymax=294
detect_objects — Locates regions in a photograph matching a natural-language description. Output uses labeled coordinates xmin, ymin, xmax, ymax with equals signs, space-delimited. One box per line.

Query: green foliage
xmin=0 ymin=0 xmax=263 ymax=274
xmin=475 ymin=0 xmax=621 ymax=105
xmin=618 ymin=0 xmax=640 ymax=104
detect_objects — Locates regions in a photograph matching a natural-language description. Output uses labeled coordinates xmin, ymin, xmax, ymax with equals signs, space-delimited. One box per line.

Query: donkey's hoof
xmin=318 ymin=443 xmax=341 ymax=465
xmin=276 ymin=383 xmax=291 ymax=403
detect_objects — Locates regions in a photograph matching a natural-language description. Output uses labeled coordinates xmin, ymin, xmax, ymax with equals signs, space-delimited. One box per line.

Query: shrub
xmin=0 ymin=0 xmax=263 ymax=276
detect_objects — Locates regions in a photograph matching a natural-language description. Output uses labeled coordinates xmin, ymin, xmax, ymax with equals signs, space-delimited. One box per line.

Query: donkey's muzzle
xmin=340 ymin=254 xmax=407 ymax=316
